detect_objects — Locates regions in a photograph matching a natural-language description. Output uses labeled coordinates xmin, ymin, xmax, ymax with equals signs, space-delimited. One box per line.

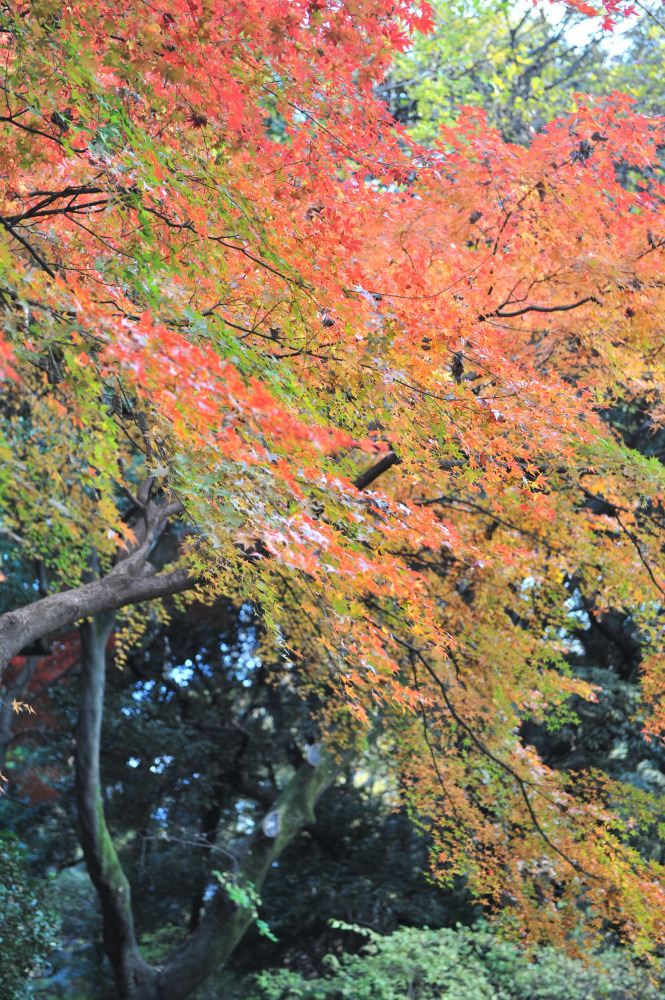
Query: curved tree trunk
xmin=0 ymin=485 xmax=344 ymax=1000
xmin=76 ymin=614 xmax=160 ymax=999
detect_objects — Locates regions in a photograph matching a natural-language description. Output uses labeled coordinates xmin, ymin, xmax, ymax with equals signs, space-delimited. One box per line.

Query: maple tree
xmin=1 ymin=0 xmax=665 ymax=997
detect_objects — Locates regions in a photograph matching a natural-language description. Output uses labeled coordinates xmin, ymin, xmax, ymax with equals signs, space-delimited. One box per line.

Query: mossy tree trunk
xmin=76 ymin=614 xmax=160 ymax=998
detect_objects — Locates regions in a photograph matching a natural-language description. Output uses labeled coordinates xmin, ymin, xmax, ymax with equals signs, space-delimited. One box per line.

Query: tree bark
xmin=0 ymin=489 xmax=189 ymax=683
xmin=354 ymin=450 xmax=400 ymax=491
xmin=76 ymin=614 xmax=160 ymax=998
xmin=153 ymin=750 xmax=343 ymax=1000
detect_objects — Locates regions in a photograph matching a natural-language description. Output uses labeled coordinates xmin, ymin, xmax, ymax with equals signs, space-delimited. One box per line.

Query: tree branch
xmin=354 ymin=451 xmax=400 ymax=491
xmin=0 ymin=563 xmax=192 ymax=679
xmin=0 ymin=213 xmax=56 ymax=277
xmin=482 ymin=295 xmax=598 ymax=320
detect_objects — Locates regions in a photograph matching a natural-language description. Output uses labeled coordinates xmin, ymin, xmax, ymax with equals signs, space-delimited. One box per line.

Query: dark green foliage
xmin=3 ymin=588 xmax=664 ymax=997
xmin=248 ymin=924 xmax=665 ymax=1000
xmin=0 ymin=832 xmax=59 ymax=999
xmin=29 ymin=866 xmax=116 ymax=999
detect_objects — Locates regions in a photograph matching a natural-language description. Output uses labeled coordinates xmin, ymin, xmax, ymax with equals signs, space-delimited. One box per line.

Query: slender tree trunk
xmin=76 ymin=614 xmax=161 ymax=999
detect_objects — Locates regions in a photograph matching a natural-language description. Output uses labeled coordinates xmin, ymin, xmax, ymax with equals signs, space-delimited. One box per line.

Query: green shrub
xmin=249 ymin=923 xmax=665 ymax=1000
xmin=0 ymin=832 xmax=59 ymax=999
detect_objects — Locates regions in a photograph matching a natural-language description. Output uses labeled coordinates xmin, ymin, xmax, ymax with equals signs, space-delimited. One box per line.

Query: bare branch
xmin=483 ymin=295 xmax=598 ymax=320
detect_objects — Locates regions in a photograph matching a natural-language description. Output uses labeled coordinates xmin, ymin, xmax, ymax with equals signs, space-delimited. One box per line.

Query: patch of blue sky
xmin=150 ymin=754 xmax=174 ymax=774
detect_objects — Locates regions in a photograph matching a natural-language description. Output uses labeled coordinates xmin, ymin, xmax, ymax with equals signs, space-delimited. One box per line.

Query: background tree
xmin=385 ymin=0 xmax=665 ymax=144
xmin=383 ymin=0 xmax=609 ymax=142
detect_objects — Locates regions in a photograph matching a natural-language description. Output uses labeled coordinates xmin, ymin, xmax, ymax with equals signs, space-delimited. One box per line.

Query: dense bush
xmin=0 ymin=832 xmax=58 ymax=999
xmin=248 ymin=923 xmax=665 ymax=1000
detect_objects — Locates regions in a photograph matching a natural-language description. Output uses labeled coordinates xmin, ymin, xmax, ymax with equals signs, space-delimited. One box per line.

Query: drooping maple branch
xmin=481 ymin=294 xmax=599 ymax=320
xmin=0 ymin=213 xmax=56 ymax=276
xmin=0 ymin=112 xmax=65 ymax=145
xmin=417 ymin=494 xmax=561 ymax=551
xmin=408 ymin=650 xmax=461 ymax=822
xmin=615 ymin=512 xmax=665 ymax=598
xmin=1 ymin=185 xmax=107 ymax=225
xmin=404 ymin=641 xmax=603 ymax=882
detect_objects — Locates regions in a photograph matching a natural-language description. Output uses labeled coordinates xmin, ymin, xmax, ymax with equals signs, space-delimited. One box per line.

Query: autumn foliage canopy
xmin=2 ymin=0 xmax=665 ymax=960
